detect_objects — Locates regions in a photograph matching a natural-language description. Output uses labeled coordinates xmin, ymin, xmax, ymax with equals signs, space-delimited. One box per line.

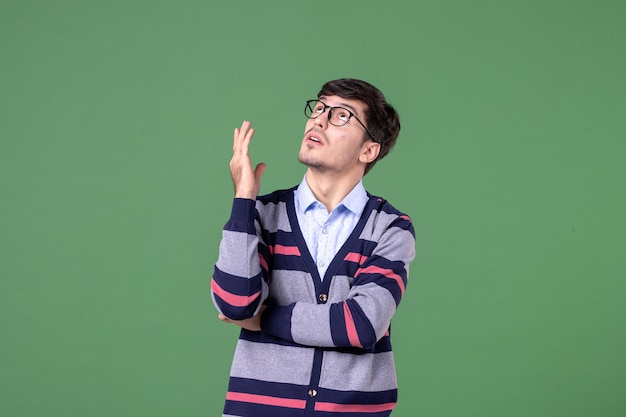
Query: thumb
xmin=254 ymin=162 xmax=266 ymax=184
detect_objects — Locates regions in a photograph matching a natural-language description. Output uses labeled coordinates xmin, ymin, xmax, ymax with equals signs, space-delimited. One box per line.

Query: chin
xmin=298 ymin=153 xmax=325 ymax=170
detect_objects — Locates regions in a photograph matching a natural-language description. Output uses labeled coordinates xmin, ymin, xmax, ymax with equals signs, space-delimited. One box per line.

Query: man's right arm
xmin=211 ymin=121 xmax=269 ymax=320
xmin=211 ymin=198 xmax=270 ymax=320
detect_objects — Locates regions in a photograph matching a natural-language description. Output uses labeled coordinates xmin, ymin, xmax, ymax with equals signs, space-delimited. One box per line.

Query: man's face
xmin=298 ymin=95 xmax=378 ymax=177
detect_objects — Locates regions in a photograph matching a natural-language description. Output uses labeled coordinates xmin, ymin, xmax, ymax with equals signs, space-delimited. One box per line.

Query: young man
xmin=211 ymin=78 xmax=415 ymax=416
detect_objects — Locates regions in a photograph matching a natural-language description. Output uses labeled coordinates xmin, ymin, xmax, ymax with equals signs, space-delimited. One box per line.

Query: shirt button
xmin=308 ymin=389 xmax=318 ymax=397
xmin=319 ymin=294 xmax=328 ymax=303
xmin=318 ymin=260 xmax=325 ymax=267
xmin=322 ymin=227 xmax=328 ymax=234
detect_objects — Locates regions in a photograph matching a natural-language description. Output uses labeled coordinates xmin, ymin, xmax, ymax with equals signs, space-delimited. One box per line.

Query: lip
xmin=304 ymin=129 xmax=325 ymax=145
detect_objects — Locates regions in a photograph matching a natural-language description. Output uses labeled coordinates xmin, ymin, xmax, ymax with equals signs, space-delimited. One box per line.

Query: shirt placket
xmin=313 ymin=205 xmax=331 ymax=276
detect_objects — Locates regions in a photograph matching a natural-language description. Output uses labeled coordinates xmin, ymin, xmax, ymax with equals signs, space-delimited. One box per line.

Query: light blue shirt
xmin=294 ymin=176 xmax=368 ymax=279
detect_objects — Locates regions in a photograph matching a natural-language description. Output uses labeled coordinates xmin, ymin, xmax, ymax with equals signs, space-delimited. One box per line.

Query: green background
xmin=1 ymin=1 xmax=625 ymax=416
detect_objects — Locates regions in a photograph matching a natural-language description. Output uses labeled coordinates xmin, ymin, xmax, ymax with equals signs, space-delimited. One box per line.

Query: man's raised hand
xmin=230 ymin=121 xmax=266 ymax=200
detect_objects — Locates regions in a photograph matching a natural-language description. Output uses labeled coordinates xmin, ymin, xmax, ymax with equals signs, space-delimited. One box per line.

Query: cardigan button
xmin=319 ymin=294 xmax=328 ymax=303
xmin=308 ymin=389 xmax=318 ymax=397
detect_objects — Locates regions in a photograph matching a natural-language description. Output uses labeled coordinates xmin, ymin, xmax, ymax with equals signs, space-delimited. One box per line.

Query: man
xmin=211 ymin=78 xmax=415 ymax=416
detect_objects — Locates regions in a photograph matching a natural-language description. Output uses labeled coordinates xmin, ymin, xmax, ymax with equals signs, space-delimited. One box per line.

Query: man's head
xmin=316 ymin=78 xmax=400 ymax=174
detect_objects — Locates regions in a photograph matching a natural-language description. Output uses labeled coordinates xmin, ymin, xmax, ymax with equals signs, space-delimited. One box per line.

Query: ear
xmin=359 ymin=141 xmax=381 ymax=164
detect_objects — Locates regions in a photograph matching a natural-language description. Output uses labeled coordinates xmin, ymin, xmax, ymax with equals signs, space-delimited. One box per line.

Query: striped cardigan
xmin=211 ymin=187 xmax=415 ymax=417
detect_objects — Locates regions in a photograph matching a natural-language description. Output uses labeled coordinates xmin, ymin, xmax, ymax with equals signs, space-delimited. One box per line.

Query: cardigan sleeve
xmin=261 ymin=212 xmax=415 ymax=352
xmin=211 ymin=198 xmax=270 ymax=320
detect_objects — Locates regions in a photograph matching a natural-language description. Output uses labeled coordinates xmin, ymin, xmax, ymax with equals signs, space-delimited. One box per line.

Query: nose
xmin=314 ymin=108 xmax=329 ymax=130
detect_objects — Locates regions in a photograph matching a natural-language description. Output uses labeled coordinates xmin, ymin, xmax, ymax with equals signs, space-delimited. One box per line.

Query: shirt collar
xmin=294 ymin=175 xmax=368 ymax=216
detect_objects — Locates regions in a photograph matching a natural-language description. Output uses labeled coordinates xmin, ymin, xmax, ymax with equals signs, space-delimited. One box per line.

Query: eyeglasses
xmin=304 ymin=99 xmax=378 ymax=142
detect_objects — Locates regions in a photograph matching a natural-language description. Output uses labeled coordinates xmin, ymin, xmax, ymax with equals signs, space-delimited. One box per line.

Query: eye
xmin=336 ymin=108 xmax=351 ymax=122
xmin=313 ymin=103 xmax=325 ymax=113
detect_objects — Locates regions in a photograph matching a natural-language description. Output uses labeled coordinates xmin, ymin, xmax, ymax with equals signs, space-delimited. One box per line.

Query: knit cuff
xmin=261 ymin=304 xmax=295 ymax=343
xmin=225 ymin=198 xmax=257 ymax=233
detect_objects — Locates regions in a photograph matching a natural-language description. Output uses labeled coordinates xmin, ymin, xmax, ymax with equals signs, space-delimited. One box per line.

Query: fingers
xmin=230 ymin=121 xmax=266 ymax=200
xmin=233 ymin=120 xmax=255 ymax=156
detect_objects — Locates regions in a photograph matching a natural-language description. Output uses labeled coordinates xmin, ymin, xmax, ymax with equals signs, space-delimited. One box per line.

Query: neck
xmin=304 ymin=170 xmax=363 ymax=212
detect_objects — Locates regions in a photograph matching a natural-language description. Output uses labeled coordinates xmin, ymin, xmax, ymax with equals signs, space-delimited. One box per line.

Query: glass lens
xmin=305 ymin=100 xmax=325 ymax=118
xmin=328 ymin=107 xmax=351 ymax=126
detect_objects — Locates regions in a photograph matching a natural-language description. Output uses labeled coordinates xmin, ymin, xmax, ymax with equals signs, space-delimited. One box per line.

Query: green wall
xmin=1 ymin=1 xmax=625 ymax=416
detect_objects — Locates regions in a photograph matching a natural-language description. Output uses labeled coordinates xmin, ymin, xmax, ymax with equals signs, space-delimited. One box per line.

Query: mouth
xmin=305 ymin=129 xmax=324 ymax=145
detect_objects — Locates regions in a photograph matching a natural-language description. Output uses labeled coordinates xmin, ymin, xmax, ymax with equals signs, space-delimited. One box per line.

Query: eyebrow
xmin=319 ymin=96 xmax=362 ymax=118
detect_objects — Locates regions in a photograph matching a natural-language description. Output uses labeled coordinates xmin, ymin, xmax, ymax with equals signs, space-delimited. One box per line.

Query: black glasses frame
xmin=304 ymin=100 xmax=378 ymax=143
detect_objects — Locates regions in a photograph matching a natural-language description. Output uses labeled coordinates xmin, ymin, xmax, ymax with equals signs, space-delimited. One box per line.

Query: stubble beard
xmin=298 ymin=148 xmax=330 ymax=172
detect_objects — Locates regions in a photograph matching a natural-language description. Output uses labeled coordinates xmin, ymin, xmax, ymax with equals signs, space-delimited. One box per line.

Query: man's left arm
xmin=260 ymin=214 xmax=416 ymax=351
